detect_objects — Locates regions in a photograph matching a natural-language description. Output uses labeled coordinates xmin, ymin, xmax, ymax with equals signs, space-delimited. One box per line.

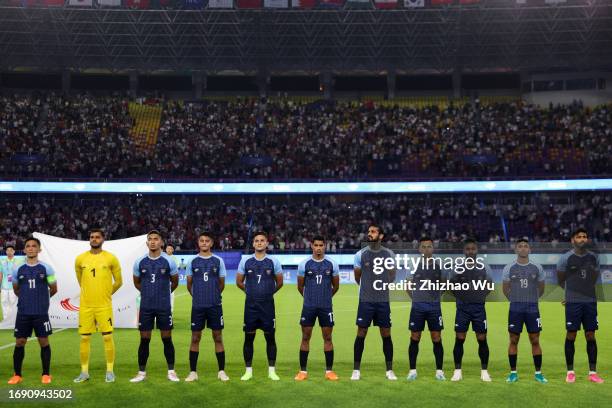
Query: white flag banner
xmin=208 ymin=0 xmax=233 ymax=7
xmin=0 ymin=233 xmax=146 ymax=330
xmin=264 ymin=0 xmax=288 ymax=7
xmin=68 ymin=0 xmax=93 ymax=5
xmin=98 ymin=0 xmax=121 ymax=6
xmin=405 ymin=0 xmax=424 ymax=7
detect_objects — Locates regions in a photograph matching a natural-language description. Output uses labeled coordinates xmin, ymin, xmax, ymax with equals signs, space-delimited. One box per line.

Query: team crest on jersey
xmin=141 ymin=269 xmax=147 ymax=273
xmin=19 ymin=275 xmax=24 ymax=280
xmin=307 ymin=270 xmax=313 ymax=275
xmin=39 ymin=273 xmax=45 ymax=279
xmin=194 ymin=268 xmax=200 ymax=273
xmin=325 ymin=269 xmax=331 ymax=275
xmin=161 ymin=268 xmax=167 ymax=274
xmin=247 ymin=269 xmax=253 ymax=274
xmin=213 ymin=267 xmax=217 ymax=273
xmin=266 ymin=269 xmax=272 ymax=275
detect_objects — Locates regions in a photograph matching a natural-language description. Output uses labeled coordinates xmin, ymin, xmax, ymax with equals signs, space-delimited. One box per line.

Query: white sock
xmin=138 ymin=371 xmax=146 ymax=375
xmin=245 ymin=367 xmax=253 ymax=374
xmin=511 ymin=370 xmax=517 ymax=374
xmin=409 ymin=369 xmax=417 ymax=375
xmin=589 ymin=371 xmax=597 ymax=375
xmin=436 ymin=370 xmax=444 ymax=376
xmin=268 ymin=367 xmax=276 ymax=374
xmin=481 ymin=369 xmax=488 ymax=373
xmin=535 ymin=371 xmax=541 ymax=375
xmin=568 ymin=370 xmax=575 ymax=374
xmin=325 ymin=370 xmax=332 ymax=373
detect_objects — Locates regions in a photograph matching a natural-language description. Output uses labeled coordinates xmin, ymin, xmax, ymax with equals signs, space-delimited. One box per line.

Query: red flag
xmin=126 ymin=0 xmax=151 ymax=8
xmin=236 ymin=0 xmax=262 ymax=7
xmin=43 ymin=0 xmax=66 ymax=6
xmin=374 ymin=0 xmax=397 ymax=8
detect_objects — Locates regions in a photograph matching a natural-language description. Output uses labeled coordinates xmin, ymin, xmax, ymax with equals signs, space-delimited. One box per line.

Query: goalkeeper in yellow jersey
xmin=73 ymin=229 xmax=123 ymax=383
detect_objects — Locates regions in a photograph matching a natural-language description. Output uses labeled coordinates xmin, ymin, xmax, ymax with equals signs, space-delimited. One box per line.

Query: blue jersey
xmin=354 ymin=246 xmax=395 ymax=303
xmin=557 ymin=250 xmax=600 ymax=302
xmin=133 ymin=253 xmax=178 ymax=310
xmin=502 ymin=261 xmax=545 ymax=310
xmin=410 ymin=259 xmax=448 ymax=303
xmin=237 ymin=254 xmax=282 ymax=300
xmin=449 ymin=262 xmax=493 ymax=305
xmin=186 ymin=254 xmax=227 ymax=308
xmin=298 ymin=256 xmax=339 ymax=308
xmin=13 ymin=262 xmax=55 ymax=315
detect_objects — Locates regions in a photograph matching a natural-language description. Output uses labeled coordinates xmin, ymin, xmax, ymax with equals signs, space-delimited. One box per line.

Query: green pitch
xmin=1 ymin=285 xmax=611 ymax=408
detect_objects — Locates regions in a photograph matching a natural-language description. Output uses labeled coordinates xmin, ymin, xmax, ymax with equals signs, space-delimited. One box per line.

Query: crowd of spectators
xmin=1 ymin=93 xmax=610 ymax=179
xmin=0 ymin=192 xmax=609 ymax=251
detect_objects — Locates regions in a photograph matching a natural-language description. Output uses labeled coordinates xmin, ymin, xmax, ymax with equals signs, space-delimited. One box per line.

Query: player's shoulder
xmin=211 ymin=253 xmax=225 ymax=265
xmin=160 ymin=252 xmax=175 ymax=264
xmin=504 ymin=260 xmax=517 ymax=268
xmin=585 ymin=250 xmax=599 ymax=260
xmin=324 ymin=256 xmax=339 ymax=268
xmin=75 ymin=250 xmax=90 ymax=261
xmin=265 ymin=254 xmax=281 ymax=265
xmin=38 ymin=261 xmax=54 ymax=272
xmin=380 ymin=245 xmax=395 ymax=257
xmin=354 ymin=247 xmax=367 ymax=257
xmin=529 ymin=261 xmax=544 ymax=271
xmin=101 ymin=250 xmax=119 ymax=262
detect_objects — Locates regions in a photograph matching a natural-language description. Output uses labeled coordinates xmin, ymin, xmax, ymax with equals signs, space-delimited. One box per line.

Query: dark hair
xmin=419 ymin=236 xmax=433 ymax=244
xmin=463 ymin=238 xmax=478 ymax=247
xmin=165 ymin=243 xmax=175 ymax=249
xmin=199 ymin=231 xmax=215 ymax=241
xmin=368 ymin=224 xmax=384 ymax=236
xmin=5 ymin=245 xmax=15 ymax=251
xmin=252 ymin=231 xmax=268 ymax=241
xmin=516 ymin=238 xmax=529 ymax=245
xmin=89 ymin=228 xmax=105 ymax=238
xmin=147 ymin=230 xmax=163 ymax=240
xmin=24 ymin=237 xmax=41 ymax=247
xmin=571 ymin=228 xmax=588 ymax=239
xmin=312 ymin=235 xmax=325 ymax=243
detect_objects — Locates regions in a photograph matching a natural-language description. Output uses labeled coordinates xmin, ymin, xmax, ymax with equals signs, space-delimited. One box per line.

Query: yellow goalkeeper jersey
xmin=74 ymin=250 xmax=122 ymax=308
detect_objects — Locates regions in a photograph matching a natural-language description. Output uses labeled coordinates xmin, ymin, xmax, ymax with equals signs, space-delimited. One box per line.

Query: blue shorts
xmin=508 ymin=309 xmax=541 ymax=334
xmin=300 ymin=306 xmax=334 ymax=327
xmin=356 ymin=302 xmax=391 ymax=328
xmin=455 ymin=303 xmax=487 ymax=333
xmin=139 ymin=308 xmax=173 ymax=331
xmin=409 ymin=302 xmax=443 ymax=332
xmin=191 ymin=305 xmax=224 ymax=331
xmin=15 ymin=313 xmax=52 ymax=338
xmin=244 ymin=298 xmax=276 ymax=332
xmin=565 ymin=302 xmax=598 ymax=332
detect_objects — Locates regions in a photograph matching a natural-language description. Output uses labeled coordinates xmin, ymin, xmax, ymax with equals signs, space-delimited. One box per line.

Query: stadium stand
xmin=1 ymin=94 xmax=610 ymax=180
xmin=0 ymin=192 xmax=610 ymax=251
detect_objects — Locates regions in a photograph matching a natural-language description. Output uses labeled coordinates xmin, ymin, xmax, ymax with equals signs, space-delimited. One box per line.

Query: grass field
xmin=1 ymin=284 xmax=611 ymax=407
